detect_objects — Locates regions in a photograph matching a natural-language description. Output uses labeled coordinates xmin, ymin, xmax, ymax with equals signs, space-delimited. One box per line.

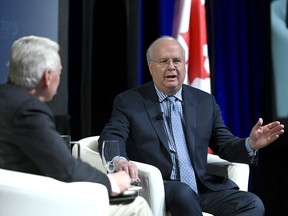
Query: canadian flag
xmin=173 ymin=0 xmax=211 ymax=94
xmin=173 ymin=0 xmax=212 ymax=153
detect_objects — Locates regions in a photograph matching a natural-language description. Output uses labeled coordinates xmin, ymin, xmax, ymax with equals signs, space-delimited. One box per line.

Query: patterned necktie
xmin=167 ymin=96 xmax=198 ymax=193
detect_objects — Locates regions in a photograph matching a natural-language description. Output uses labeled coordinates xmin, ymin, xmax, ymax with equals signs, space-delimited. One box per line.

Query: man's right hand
xmin=108 ymin=171 xmax=131 ymax=196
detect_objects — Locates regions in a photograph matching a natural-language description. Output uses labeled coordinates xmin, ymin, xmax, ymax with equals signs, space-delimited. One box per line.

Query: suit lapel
xmin=140 ymin=82 xmax=170 ymax=151
xmin=182 ymin=86 xmax=197 ymax=157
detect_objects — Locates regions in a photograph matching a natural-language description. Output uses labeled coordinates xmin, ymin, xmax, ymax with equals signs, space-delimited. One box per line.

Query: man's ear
xmin=42 ymin=69 xmax=51 ymax=87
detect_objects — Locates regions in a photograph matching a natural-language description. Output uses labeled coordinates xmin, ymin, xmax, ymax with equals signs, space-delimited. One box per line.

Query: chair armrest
xmin=133 ymin=161 xmax=166 ymax=216
xmin=207 ymin=154 xmax=250 ymax=191
xmin=227 ymin=162 xmax=250 ymax=191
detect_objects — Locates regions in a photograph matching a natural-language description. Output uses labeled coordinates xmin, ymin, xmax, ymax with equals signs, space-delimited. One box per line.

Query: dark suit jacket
xmin=100 ymin=81 xmax=254 ymax=191
xmin=0 ymin=83 xmax=111 ymax=193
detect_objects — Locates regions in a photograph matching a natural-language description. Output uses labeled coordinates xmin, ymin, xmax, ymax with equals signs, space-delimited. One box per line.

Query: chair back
xmin=72 ymin=136 xmax=107 ymax=173
xmin=0 ymin=168 xmax=109 ymax=216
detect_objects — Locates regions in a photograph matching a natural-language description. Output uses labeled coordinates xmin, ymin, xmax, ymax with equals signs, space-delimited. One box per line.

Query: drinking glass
xmin=61 ymin=135 xmax=80 ymax=158
xmin=101 ymin=140 xmax=120 ymax=173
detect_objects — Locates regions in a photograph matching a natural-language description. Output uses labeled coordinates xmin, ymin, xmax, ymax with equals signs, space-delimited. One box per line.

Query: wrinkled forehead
xmin=151 ymin=40 xmax=184 ymax=59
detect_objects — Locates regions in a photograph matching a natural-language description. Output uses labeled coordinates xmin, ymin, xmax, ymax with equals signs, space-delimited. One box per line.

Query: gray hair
xmin=8 ymin=35 xmax=60 ymax=89
xmin=146 ymin=35 xmax=185 ymax=63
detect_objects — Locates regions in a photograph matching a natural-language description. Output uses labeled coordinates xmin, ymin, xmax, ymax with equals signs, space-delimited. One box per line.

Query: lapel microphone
xmin=156 ymin=112 xmax=163 ymax=120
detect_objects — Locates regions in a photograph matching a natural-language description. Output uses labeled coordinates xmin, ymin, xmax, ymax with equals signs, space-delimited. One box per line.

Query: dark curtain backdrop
xmin=206 ymin=1 xmax=287 ymax=215
xmin=68 ymin=0 xmax=287 ymax=214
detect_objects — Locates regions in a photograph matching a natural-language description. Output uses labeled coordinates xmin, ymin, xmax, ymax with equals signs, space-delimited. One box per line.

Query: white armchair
xmin=72 ymin=136 xmax=250 ymax=216
xmin=0 ymin=168 xmax=109 ymax=216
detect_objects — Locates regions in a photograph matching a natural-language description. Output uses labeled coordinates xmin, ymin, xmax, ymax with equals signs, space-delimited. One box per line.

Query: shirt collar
xmin=154 ymin=85 xmax=183 ymax=102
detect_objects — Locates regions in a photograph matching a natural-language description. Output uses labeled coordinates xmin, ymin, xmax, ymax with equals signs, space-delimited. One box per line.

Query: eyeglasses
xmin=150 ymin=58 xmax=184 ymax=67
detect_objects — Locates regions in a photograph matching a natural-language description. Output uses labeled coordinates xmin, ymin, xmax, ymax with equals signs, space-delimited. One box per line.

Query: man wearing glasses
xmin=99 ymin=35 xmax=284 ymax=216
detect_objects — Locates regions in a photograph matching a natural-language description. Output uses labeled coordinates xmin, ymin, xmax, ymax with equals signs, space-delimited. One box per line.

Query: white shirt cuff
xmin=107 ymin=174 xmax=121 ymax=196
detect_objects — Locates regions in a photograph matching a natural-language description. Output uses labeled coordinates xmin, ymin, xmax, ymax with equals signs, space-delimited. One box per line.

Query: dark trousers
xmin=165 ymin=181 xmax=265 ymax=216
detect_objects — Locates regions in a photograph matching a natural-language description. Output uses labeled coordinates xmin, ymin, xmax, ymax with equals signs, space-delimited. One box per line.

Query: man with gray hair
xmin=0 ymin=35 xmax=152 ymax=216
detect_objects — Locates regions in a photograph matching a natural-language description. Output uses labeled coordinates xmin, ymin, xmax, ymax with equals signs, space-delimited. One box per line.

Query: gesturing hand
xmin=249 ymin=118 xmax=284 ymax=150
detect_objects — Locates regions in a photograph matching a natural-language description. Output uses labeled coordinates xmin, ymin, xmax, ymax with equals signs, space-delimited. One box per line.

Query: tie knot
xmin=167 ymin=96 xmax=176 ymax=103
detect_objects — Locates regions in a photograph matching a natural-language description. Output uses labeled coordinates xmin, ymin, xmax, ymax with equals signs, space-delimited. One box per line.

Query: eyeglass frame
xmin=149 ymin=58 xmax=184 ymax=67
